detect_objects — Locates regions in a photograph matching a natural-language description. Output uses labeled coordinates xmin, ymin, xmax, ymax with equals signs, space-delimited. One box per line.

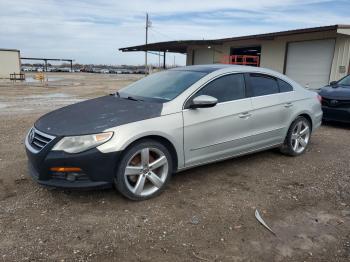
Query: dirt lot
xmin=0 ymin=72 xmax=349 ymax=261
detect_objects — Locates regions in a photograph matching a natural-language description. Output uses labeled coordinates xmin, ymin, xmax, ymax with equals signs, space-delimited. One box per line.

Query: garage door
xmin=193 ymin=48 xmax=214 ymax=65
xmin=285 ymin=39 xmax=335 ymax=89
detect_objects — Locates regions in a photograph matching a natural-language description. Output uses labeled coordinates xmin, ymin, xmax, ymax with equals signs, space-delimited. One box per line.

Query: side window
xmin=195 ymin=74 xmax=245 ymax=103
xmin=278 ymin=79 xmax=293 ymax=92
xmin=249 ymin=74 xmax=279 ymax=97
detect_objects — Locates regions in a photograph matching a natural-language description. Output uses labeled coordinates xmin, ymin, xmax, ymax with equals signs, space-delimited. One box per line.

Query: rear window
xmin=249 ymin=74 xmax=279 ymax=97
xmin=278 ymin=79 xmax=293 ymax=92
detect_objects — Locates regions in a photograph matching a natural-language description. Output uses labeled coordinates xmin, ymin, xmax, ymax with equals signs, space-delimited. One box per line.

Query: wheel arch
xmin=283 ymin=112 xmax=314 ymax=140
xmin=287 ymin=111 xmax=314 ymax=131
xmin=122 ymin=135 xmax=179 ymax=172
xmin=297 ymin=113 xmax=313 ymax=131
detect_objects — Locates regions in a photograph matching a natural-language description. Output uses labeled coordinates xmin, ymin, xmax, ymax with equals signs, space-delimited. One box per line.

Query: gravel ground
xmin=0 ymin=72 xmax=349 ymax=261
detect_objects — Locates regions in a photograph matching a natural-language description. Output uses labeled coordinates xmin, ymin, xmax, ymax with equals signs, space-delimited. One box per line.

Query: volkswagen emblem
xmin=330 ymin=99 xmax=338 ymax=106
xmin=29 ymin=129 xmax=35 ymax=144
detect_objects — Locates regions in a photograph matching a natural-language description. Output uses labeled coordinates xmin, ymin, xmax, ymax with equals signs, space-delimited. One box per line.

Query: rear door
xmin=183 ymin=73 xmax=254 ymax=167
xmin=246 ymin=73 xmax=286 ymax=149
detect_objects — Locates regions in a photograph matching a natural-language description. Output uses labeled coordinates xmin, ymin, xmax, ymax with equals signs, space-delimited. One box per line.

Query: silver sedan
xmin=25 ymin=64 xmax=323 ymax=200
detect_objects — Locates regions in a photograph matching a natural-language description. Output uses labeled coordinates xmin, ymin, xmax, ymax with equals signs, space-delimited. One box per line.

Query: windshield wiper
xmin=115 ymin=92 xmax=143 ymax=101
xmin=126 ymin=96 xmax=143 ymax=101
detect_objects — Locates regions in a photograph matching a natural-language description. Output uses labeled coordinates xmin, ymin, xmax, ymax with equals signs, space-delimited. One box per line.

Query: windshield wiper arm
xmin=126 ymin=96 xmax=143 ymax=101
xmin=115 ymin=92 xmax=143 ymax=101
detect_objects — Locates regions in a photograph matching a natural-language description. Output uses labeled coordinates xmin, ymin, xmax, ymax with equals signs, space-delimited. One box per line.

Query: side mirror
xmin=190 ymin=95 xmax=218 ymax=109
xmin=330 ymin=81 xmax=338 ymax=86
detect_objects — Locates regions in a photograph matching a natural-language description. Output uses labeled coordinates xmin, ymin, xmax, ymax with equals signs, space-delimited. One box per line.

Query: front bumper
xmin=25 ymin=130 xmax=121 ymax=189
xmin=322 ymin=106 xmax=350 ymax=123
xmin=28 ymin=161 xmax=112 ymax=189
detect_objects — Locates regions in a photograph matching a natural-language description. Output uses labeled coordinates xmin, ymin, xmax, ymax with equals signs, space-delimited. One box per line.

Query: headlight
xmin=52 ymin=132 xmax=113 ymax=153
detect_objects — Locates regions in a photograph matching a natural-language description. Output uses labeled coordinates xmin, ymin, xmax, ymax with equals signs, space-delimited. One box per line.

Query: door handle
xmin=239 ymin=112 xmax=252 ymax=118
xmin=284 ymin=102 xmax=293 ymax=108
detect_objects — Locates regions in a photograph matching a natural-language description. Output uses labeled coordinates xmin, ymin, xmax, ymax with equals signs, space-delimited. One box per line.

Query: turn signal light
xmin=50 ymin=167 xmax=82 ymax=172
xmin=95 ymin=132 xmax=113 ymax=142
xmin=317 ymin=95 xmax=322 ymax=103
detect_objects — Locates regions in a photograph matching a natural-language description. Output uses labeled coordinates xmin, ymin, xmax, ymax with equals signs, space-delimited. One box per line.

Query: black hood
xmin=34 ymin=95 xmax=163 ymax=136
xmin=319 ymin=85 xmax=350 ymax=100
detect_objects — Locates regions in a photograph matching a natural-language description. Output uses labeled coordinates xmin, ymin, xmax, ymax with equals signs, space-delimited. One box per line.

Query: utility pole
xmin=158 ymin=52 xmax=161 ymax=68
xmin=145 ymin=13 xmax=150 ymax=74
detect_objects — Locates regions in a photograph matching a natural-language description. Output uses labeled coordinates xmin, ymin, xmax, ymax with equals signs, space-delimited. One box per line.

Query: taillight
xmin=317 ymin=95 xmax=322 ymax=103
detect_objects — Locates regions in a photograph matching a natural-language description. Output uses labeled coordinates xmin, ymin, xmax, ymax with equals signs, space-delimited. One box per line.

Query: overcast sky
xmin=1 ymin=0 xmax=349 ymax=66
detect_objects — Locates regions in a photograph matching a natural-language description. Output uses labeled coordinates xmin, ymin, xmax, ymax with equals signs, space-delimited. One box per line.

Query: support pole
xmin=70 ymin=60 xmax=73 ymax=72
xmin=158 ymin=52 xmax=161 ymax=68
xmin=163 ymin=51 xmax=166 ymax=69
xmin=44 ymin=60 xmax=48 ymax=72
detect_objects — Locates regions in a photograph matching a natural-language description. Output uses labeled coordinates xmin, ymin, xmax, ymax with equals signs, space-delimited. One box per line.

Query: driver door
xmin=183 ymin=73 xmax=253 ymax=167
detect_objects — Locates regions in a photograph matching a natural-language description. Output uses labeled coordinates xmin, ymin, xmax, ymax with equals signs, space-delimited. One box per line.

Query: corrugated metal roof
xmin=120 ymin=24 xmax=350 ymax=53
xmin=120 ymin=40 xmax=220 ymax=53
xmin=0 ymin=48 xmax=20 ymax=52
xmin=217 ymin=24 xmax=347 ymax=42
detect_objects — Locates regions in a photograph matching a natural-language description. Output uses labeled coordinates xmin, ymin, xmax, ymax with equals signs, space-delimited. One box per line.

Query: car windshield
xmin=118 ymin=70 xmax=207 ymax=102
xmin=338 ymin=75 xmax=350 ymax=86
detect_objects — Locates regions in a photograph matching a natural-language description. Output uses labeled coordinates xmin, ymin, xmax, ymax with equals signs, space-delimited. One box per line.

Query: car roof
xmin=169 ymin=64 xmax=302 ymax=88
xmin=170 ymin=64 xmax=249 ymax=73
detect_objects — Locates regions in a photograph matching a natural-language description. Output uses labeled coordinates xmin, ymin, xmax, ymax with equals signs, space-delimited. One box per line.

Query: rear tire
xmin=280 ymin=116 xmax=311 ymax=156
xmin=114 ymin=139 xmax=173 ymax=200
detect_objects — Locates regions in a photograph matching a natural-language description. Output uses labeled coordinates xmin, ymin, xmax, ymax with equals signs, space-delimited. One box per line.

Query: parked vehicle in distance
xmin=100 ymin=69 xmax=110 ymax=74
xmin=25 ymin=65 xmax=322 ymax=200
xmin=319 ymin=74 xmax=350 ymax=123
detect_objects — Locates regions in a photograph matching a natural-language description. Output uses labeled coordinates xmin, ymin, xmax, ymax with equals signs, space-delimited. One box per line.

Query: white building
xmin=0 ymin=48 xmax=21 ymax=79
xmin=120 ymin=24 xmax=350 ymax=89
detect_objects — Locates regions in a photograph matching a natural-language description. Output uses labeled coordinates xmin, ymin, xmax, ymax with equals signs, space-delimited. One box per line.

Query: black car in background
xmin=319 ymin=74 xmax=350 ymax=123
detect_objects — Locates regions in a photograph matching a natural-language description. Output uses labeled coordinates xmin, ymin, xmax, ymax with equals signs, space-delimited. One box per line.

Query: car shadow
xmin=322 ymin=121 xmax=350 ymax=130
xmin=45 ymin=149 xmax=278 ymax=202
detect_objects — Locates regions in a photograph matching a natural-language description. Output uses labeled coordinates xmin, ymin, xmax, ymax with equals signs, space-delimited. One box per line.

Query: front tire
xmin=115 ymin=139 xmax=173 ymax=200
xmin=280 ymin=116 xmax=311 ymax=156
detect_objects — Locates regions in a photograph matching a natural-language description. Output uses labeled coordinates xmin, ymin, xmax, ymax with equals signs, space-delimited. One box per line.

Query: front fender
xmin=97 ymin=113 xmax=185 ymax=169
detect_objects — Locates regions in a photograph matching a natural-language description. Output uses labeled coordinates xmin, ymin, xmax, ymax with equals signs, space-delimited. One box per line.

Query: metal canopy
xmin=21 ymin=57 xmax=74 ymax=71
xmin=119 ymin=24 xmax=350 ymax=54
xmin=119 ymin=40 xmax=221 ymax=53
xmin=21 ymin=57 xmax=73 ymax=62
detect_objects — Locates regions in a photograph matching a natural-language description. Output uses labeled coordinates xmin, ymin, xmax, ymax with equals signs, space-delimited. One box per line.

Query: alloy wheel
xmin=291 ymin=120 xmax=310 ymax=154
xmin=124 ymin=147 xmax=169 ymax=197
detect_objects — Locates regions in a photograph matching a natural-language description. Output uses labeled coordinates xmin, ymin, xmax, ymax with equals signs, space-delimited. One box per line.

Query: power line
xmin=149 ymin=27 xmax=177 ymax=42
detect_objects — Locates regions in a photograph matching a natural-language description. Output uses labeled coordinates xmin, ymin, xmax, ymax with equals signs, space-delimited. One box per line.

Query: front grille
xmin=51 ymin=172 xmax=89 ymax=181
xmin=322 ymin=98 xmax=350 ymax=108
xmin=27 ymin=127 xmax=55 ymax=153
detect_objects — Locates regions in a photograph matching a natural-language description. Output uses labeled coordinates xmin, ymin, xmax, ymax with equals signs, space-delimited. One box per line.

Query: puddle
xmin=24 ymin=93 xmax=73 ymax=99
xmin=25 ymin=77 xmax=63 ymax=83
xmin=0 ymin=93 xmax=84 ymax=115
